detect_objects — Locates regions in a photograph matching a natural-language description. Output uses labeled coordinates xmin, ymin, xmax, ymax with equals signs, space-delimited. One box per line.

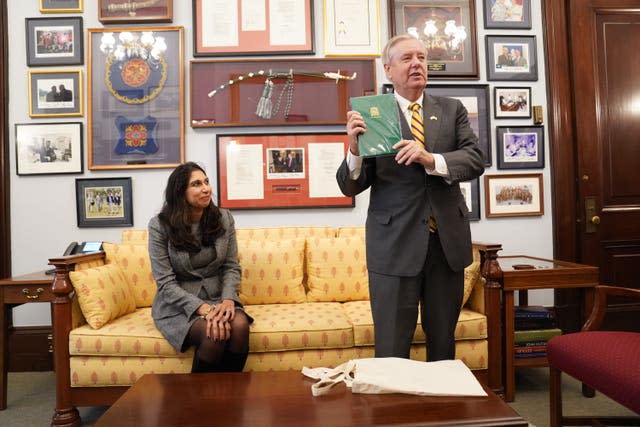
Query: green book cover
xmin=350 ymin=94 xmax=402 ymax=158
xmin=514 ymin=328 xmax=562 ymax=345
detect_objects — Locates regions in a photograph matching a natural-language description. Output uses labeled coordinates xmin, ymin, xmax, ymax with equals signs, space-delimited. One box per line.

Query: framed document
xmin=216 ymin=133 xmax=354 ymax=209
xmin=324 ymin=0 xmax=381 ymax=56
xmin=88 ymin=26 xmax=184 ymax=170
xmin=193 ymin=0 xmax=314 ymax=56
xmin=388 ymin=0 xmax=479 ymax=79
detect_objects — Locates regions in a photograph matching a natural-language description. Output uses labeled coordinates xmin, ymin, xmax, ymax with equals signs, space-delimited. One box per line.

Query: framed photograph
xmin=40 ymin=0 xmax=83 ymax=13
xmin=88 ymin=27 xmax=184 ymax=170
xmin=26 ymin=17 xmax=83 ymax=67
xmin=486 ymin=35 xmax=538 ymax=81
xmin=483 ymin=0 xmax=531 ymax=29
xmin=324 ymin=0 xmax=381 ymax=56
xmin=191 ymin=58 xmax=376 ymax=128
xmin=98 ymin=0 xmax=173 ymax=23
xmin=216 ymin=133 xmax=354 ymax=209
xmin=484 ymin=173 xmax=543 ymax=218
xmin=15 ymin=122 xmax=83 ymax=176
xmin=496 ymin=125 xmax=544 ymax=169
xmin=28 ymin=70 xmax=83 ymax=118
xmin=193 ymin=0 xmax=314 ymax=56
xmin=494 ymin=86 xmax=531 ymax=118
xmin=388 ymin=0 xmax=479 ymax=79
xmin=460 ymin=177 xmax=480 ymax=221
xmin=75 ymin=177 xmax=133 ymax=227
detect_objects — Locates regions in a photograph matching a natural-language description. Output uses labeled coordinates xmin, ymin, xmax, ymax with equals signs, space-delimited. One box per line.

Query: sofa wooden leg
xmin=581 ymin=382 xmax=595 ymax=398
xmin=51 ymin=406 xmax=80 ymax=427
xmin=549 ymin=366 xmax=563 ymax=427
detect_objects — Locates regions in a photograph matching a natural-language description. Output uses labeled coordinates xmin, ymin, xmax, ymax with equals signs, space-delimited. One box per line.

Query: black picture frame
xmin=460 ymin=177 xmax=480 ymax=220
xmin=28 ymin=69 xmax=83 ymax=118
xmin=494 ymin=86 xmax=531 ymax=119
xmin=496 ymin=125 xmax=544 ymax=169
xmin=15 ymin=122 xmax=83 ymax=176
xmin=75 ymin=177 xmax=133 ymax=227
xmin=25 ymin=17 xmax=83 ymax=66
xmin=483 ymin=0 xmax=531 ymax=29
xmin=485 ymin=35 xmax=537 ymax=81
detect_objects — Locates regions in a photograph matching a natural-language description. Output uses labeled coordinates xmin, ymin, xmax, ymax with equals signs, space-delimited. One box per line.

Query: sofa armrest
xmin=583 ymin=285 xmax=640 ymax=331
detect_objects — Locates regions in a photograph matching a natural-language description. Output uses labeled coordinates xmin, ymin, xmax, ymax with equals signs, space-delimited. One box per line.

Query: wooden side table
xmin=497 ymin=256 xmax=599 ymax=402
xmin=0 ymin=271 xmax=53 ymax=410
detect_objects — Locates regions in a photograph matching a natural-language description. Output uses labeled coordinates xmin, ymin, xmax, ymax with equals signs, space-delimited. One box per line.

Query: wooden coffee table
xmin=94 ymin=370 xmax=527 ymax=426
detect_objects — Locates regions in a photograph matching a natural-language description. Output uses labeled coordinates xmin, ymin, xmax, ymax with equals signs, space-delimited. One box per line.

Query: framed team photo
xmin=75 ymin=177 xmax=133 ymax=227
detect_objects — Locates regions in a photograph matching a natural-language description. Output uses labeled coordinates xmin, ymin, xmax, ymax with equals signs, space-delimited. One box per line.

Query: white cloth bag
xmin=302 ymin=358 xmax=488 ymax=397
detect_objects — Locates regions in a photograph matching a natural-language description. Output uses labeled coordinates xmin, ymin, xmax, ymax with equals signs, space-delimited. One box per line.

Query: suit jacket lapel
xmin=423 ymin=94 xmax=442 ymax=153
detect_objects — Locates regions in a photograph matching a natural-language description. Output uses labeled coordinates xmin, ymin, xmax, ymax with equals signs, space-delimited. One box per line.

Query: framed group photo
xmin=483 ymin=0 xmax=531 ymax=29
xmin=75 ymin=177 xmax=133 ymax=227
xmin=193 ymin=0 xmax=314 ymax=56
xmin=216 ymin=133 xmax=354 ymax=209
xmin=28 ymin=70 xmax=83 ymax=118
xmin=484 ymin=173 xmax=543 ymax=217
xmin=25 ymin=17 xmax=83 ymax=66
xmin=496 ymin=125 xmax=544 ymax=169
xmin=88 ymin=26 xmax=184 ymax=170
xmin=323 ymin=0 xmax=381 ymax=56
xmin=98 ymin=0 xmax=173 ymax=23
xmin=494 ymin=86 xmax=531 ymax=118
xmin=15 ymin=122 xmax=83 ymax=176
xmin=486 ymin=35 xmax=537 ymax=81
xmin=39 ymin=0 xmax=83 ymax=13
xmin=388 ymin=0 xmax=479 ymax=78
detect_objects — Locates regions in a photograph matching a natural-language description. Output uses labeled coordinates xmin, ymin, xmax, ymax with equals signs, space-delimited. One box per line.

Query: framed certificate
xmin=324 ymin=0 xmax=381 ymax=56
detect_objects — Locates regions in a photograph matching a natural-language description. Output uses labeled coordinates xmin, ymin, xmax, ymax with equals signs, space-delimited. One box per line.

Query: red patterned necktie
xmin=409 ymin=103 xmax=437 ymax=233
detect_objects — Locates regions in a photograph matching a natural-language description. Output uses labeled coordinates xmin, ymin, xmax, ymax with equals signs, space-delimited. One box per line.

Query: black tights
xmin=187 ymin=310 xmax=250 ymax=372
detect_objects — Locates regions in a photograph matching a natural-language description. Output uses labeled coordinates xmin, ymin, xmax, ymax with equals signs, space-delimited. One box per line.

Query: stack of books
xmin=514 ymin=306 xmax=561 ymax=358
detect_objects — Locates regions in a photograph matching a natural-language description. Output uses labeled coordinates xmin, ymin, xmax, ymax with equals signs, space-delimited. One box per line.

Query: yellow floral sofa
xmin=48 ymin=226 xmax=502 ymax=426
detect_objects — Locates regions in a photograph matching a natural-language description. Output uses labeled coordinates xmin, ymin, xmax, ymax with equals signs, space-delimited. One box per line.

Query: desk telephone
xmin=63 ymin=241 xmax=104 ymax=256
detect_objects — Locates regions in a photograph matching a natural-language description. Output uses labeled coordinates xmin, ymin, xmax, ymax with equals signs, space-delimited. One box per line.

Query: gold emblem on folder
xmin=370 ymin=107 xmax=380 ymax=118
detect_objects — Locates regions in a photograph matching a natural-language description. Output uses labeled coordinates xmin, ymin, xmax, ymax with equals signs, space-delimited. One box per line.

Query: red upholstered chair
xmin=547 ymin=285 xmax=640 ymax=427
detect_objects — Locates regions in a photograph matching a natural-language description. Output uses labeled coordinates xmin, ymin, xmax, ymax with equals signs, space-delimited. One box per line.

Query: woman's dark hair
xmin=158 ymin=162 xmax=223 ymax=252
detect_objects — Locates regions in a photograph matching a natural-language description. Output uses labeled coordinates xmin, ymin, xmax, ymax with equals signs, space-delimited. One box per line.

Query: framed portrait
xmin=75 ymin=177 xmax=133 ymax=227
xmin=486 ymin=35 xmax=538 ymax=81
xmin=324 ymin=0 xmax=381 ymax=56
xmin=40 ymin=0 xmax=83 ymax=13
xmin=484 ymin=173 xmax=543 ymax=217
xmin=483 ymin=0 xmax=531 ymax=29
xmin=494 ymin=86 xmax=531 ymax=118
xmin=98 ymin=0 xmax=173 ymax=23
xmin=15 ymin=122 xmax=83 ymax=176
xmin=460 ymin=177 xmax=480 ymax=221
xmin=496 ymin=125 xmax=544 ymax=169
xmin=216 ymin=133 xmax=354 ymax=209
xmin=190 ymin=58 xmax=376 ymax=128
xmin=193 ymin=0 xmax=314 ymax=56
xmin=28 ymin=70 xmax=83 ymax=118
xmin=388 ymin=0 xmax=479 ymax=79
xmin=26 ymin=17 xmax=83 ymax=67
xmin=88 ymin=27 xmax=184 ymax=170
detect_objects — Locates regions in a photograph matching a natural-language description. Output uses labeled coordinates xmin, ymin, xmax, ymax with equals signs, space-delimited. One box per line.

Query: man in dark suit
xmin=336 ymin=34 xmax=484 ymax=361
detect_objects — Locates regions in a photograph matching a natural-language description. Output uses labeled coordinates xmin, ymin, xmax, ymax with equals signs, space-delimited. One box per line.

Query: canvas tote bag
xmin=302 ymin=358 xmax=487 ymax=397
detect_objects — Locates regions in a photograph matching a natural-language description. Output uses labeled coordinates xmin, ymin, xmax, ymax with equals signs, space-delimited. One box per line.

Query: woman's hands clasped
xmin=200 ymin=300 xmax=236 ymax=342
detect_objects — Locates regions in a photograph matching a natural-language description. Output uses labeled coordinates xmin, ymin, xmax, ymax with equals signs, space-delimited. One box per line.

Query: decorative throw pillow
xmin=306 ymin=236 xmax=369 ymax=302
xmin=462 ymin=262 xmax=481 ymax=307
xmin=237 ymin=238 xmax=306 ymax=305
xmin=69 ymin=263 xmax=136 ymax=329
xmin=103 ymin=243 xmax=157 ymax=308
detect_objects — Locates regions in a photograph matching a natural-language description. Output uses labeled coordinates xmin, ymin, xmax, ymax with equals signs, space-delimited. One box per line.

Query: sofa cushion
xmin=463 ymin=261 xmax=481 ymax=307
xmin=69 ymin=263 xmax=136 ymax=329
xmin=103 ymin=243 xmax=156 ymax=307
xmin=306 ymin=236 xmax=369 ymax=302
xmin=244 ymin=302 xmax=354 ymax=352
xmin=69 ymin=307 xmax=180 ymax=357
xmin=236 ymin=226 xmax=336 ymax=241
xmin=237 ymin=238 xmax=307 ymax=304
xmin=120 ymin=229 xmax=149 ymax=245
xmin=342 ymin=301 xmax=487 ymax=346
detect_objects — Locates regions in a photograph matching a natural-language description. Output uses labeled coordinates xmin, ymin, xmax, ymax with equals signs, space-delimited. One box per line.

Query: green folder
xmin=350 ymin=94 xmax=402 ymax=157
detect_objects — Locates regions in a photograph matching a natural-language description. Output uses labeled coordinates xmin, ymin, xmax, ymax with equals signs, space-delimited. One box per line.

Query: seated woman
xmin=148 ymin=161 xmax=251 ymax=373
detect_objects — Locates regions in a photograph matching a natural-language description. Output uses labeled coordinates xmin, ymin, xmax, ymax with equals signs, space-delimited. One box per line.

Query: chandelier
xmin=407 ymin=18 xmax=467 ymax=61
xmin=99 ymin=31 xmax=167 ymax=66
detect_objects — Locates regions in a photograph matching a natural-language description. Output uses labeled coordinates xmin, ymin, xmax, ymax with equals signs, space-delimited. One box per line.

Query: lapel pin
xmin=430 ymin=116 xmax=438 ymax=121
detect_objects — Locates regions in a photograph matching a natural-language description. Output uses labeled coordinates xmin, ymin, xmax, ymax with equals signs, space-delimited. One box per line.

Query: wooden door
xmin=569 ymin=0 xmax=640 ymax=330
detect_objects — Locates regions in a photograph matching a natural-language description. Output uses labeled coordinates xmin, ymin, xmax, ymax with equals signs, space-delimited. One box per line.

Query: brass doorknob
xmin=590 ymin=215 xmax=601 ymax=225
